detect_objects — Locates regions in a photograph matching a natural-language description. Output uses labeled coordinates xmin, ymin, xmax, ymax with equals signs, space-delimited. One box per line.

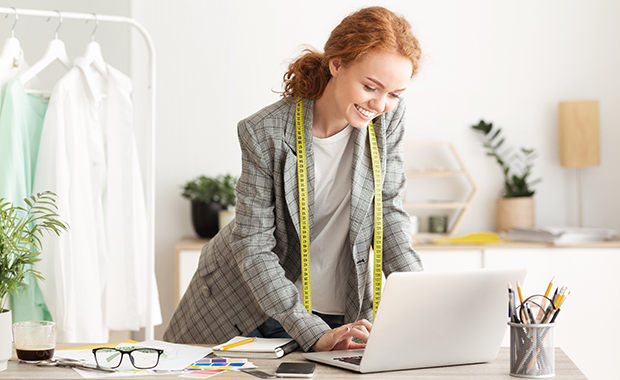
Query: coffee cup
xmin=12 ymin=321 xmax=57 ymax=362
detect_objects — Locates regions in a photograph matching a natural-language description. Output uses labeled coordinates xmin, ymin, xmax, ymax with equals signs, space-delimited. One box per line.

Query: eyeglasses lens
xmin=94 ymin=348 xmax=122 ymax=368
xmin=130 ymin=349 xmax=160 ymax=369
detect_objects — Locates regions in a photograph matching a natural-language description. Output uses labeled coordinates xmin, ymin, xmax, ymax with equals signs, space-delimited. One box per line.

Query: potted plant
xmin=471 ymin=120 xmax=541 ymax=232
xmin=181 ymin=174 xmax=237 ymax=238
xmin=0 ymin=191 xmax=68 ymax=371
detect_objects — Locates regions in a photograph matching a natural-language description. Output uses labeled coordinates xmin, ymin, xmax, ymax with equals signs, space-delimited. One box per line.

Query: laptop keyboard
xmin=334 ymin=356 xmax=362 ymax=365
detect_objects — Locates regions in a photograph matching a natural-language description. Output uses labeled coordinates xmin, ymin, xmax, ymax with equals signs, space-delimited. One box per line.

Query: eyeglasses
xmin=92 ymin=347 xmax=164 ymax=369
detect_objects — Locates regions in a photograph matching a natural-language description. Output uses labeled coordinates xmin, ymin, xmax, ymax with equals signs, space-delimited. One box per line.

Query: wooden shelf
xmin=404 ymin=142 xmax=478 ymax=236
xmin=404 ymin=202 xmax=469 ymax=209
xmin=406 ymin=170 xmax=466 ymax=178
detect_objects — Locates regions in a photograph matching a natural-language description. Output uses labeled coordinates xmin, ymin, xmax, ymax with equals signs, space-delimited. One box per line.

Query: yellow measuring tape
xmin=295 ymin=97 xmax=383 ymax=320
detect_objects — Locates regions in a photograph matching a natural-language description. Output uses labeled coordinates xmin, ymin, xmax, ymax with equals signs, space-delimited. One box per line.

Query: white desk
xmin=0 ymin=347 xmax=587 ymax=379
xmin=175 ymin=237 xmax=616 ymax=379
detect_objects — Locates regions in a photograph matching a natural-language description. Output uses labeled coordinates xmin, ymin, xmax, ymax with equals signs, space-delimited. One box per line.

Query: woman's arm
xmin=380 ymin=99 xmax=424 ymax=275
xmin=230 ymin=117 xmax=330 ymax=351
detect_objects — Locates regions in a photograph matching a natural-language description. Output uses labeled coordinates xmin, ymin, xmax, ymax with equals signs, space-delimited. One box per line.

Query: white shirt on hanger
xmin=0 ymin=37 xmax=43 ymax=103
xmin=33 ymin=57 xmax=162 ymax=342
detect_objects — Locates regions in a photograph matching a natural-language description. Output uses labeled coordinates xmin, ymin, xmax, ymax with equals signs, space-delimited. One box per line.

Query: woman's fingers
xmin=331 ymin=325 xmax=351 ymax=344
xmin=354 ymin=319 xmax=373 ymax=332
xmin=345 ymin=341 xmax=366 ymax=350
xmin=335 ymin=319 xmax=372 ymax=343
xmin=348 ymin=324 xmax=370 ymax=341
xmin=311 ymin=319 xmax=374 ymax=352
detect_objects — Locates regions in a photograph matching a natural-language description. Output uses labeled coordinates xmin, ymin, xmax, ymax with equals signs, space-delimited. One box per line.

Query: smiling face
xmin=327 ymin=50 xmax=413 ymax=130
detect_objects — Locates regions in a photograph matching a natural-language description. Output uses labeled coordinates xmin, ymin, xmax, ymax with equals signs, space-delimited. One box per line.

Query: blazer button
xmin=201 ymin=285 xmax=210 ymax=297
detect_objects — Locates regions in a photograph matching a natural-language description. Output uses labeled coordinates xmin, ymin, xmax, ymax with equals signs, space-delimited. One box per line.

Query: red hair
xmin=282 ymin=6 xmax=421 ymax=100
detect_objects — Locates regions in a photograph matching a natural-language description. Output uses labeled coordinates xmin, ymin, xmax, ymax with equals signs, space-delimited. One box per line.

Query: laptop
xmin=302 ymin=267 xmax=527 ymax=373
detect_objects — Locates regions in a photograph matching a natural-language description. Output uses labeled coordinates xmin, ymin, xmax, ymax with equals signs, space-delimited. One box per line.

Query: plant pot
xmin=0 ymin=309 xmax=12 ymax=371
xmin=218 ymin=208 xmax=235 ymax=230
xmin=496 ymin=197 xmax=535 ymax=233
xmin=191 ymin=201 xmax=224 ymax=238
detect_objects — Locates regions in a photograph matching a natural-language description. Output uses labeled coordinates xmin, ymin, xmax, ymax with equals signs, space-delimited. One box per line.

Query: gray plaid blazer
xmin=163 ymin=97 xmax=422 ymax=351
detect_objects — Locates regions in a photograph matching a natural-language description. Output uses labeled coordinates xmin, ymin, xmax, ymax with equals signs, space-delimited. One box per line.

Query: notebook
xmin=302 ymin=267 xmax=527 ymax=373
xmin=213 ymin=336 xmax=299 ymax=359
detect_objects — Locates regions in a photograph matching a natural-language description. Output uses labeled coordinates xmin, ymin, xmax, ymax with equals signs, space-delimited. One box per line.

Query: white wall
xmin=4 ymin=0 xmax=618 ymax=356
xmin=129 ymin=0 xmax=620 ymax=342
xmin=0 ymin=1 xmax=130 ymax=77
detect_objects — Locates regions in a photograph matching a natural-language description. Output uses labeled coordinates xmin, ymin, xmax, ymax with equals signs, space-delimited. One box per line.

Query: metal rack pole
xmin=0 ymin=7 xmax=157 ymax=340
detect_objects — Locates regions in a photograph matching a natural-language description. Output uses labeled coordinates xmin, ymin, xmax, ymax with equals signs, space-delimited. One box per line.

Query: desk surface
xmin=0 ymin=347 xmax=586 ymax=380
xmin=413 ymin=239 xmax=620 ymax=250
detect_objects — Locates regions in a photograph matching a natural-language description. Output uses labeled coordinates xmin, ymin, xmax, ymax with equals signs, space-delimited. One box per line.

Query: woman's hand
xmin=310 ymin=319 xmax=372 ymax=352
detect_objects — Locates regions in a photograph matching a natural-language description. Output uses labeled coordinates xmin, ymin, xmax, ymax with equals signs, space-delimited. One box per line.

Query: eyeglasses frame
xmin=92 ymin=346 xmax=164 ymax=369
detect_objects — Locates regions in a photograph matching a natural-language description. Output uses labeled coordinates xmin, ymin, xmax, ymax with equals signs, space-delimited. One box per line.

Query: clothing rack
xmin=0 ymin=7 xmax=157 ymax=340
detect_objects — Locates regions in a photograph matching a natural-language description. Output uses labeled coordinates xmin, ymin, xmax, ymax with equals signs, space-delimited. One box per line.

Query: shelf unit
xmin=403 ymin=142 xmax=478 ymax=238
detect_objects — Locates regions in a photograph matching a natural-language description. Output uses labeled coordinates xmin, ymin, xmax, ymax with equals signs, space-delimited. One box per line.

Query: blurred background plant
xmin=471 ymin=120 xmax=540 ymax=198
xmin=181 ymin=174 xmax=237 ymax=207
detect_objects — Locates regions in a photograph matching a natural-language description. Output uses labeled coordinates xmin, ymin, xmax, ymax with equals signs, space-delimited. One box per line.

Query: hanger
xmin=19 ymin=10 xmax=72 ymax=86
xmin=81 ymin=13 xmax=107 ymax=76
xmin=0 ymin=8 xmax=22 ymax=67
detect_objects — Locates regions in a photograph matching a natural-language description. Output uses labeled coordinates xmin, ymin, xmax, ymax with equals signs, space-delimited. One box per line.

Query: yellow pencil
xmin=537 ymin=276 xmax=555 ymax=321
xmin=559 ymin=290 xmax=571 ymax=308
xmin=543 ymin=276 xmax=555 ymax=298
xmin=516 ymin=281 xmax=524 ymax=305
xmin=555 ymin=286 xmax=567 ymax=309
xmin=222 ymin=337 xmax=255 ymax=351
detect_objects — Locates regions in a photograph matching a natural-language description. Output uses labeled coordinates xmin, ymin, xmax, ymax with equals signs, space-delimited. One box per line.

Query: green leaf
xmin=470 ymin=120 xmax=539 ymax=197
xmin=0 ymin=192 xmax=68 ymax=301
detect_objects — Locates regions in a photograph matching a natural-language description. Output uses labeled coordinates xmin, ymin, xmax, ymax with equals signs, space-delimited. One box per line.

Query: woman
xmin=164 ymin=6 xmax=423 ymax=352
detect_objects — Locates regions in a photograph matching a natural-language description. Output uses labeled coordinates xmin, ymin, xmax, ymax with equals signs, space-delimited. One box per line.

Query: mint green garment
xmin=0 ymin=79 xmax=52 ymax=323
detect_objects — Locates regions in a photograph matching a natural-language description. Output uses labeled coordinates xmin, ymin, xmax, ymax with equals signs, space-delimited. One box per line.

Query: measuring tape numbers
xmin=295 ymin=97 xmax=383 ymax=319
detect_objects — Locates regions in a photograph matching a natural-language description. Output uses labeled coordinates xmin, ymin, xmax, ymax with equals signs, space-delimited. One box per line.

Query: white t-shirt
xmin=295 ymin=125 xmax=355 ymax=315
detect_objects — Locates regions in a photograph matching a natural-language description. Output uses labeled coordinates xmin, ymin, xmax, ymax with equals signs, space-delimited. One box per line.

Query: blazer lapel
xmin=349 ymin=123 xmax=381 ymax=248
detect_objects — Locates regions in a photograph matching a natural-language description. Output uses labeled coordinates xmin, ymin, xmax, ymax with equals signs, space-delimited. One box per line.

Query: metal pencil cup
xmin=509 ymin=322 xmax=555 ymax=378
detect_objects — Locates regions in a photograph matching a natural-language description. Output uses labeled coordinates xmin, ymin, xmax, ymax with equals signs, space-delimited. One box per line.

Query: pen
xmin=550 ymin=290 xmax=570 ymax=323
xmin=508 ymin=283 xmax=518 ymax=323
xmin=222 ymin=337 xmax=255 ymax=351
xmin=537 ymin=276 xmax=555 ymax=321
xmin=525 ymin=302 xmax=536 ymax=324
xmin=540 ymin=302 xmax=555 ymax=323
xmin=551 ymin=287 xmax=559 ymax=305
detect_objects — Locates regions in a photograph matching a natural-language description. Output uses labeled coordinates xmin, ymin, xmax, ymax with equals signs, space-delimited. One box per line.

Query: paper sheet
xmin=119 ymin=340 xmax=213 ymax=371
xmin=55 ymin=339 xmax=212 ymax=378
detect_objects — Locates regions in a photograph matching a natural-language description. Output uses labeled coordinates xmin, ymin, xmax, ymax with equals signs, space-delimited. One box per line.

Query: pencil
xmin=557 ymin=290 xmax=570 ymax=308
xmin=537 ymin=276 xmax=555 ymax=321
xmin=543 ymin=277 xmax=555 ymax=298
xmin=554 ymin=286 xmax=567 ymax=308
xmin=548 ymin=290 xmax=569 ymax=323
xmin=221 ymin=337 xmax=255 ymax=350
xmin=516 ymin=281 xmax=524 ymax=305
